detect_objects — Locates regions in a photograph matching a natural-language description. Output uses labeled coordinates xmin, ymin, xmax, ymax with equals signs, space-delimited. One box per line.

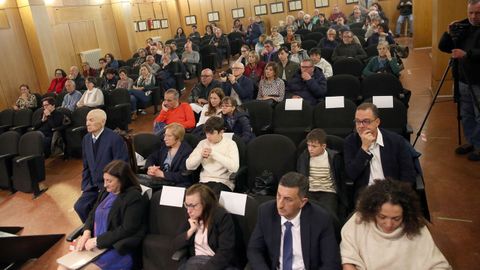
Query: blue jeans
xmin=396 ymin=14 xmax=413 ymax=35
xmin=459 ymin=82 xmax=480 ymax=149
xmin=128 ymin=89 xmax=150 ymax=112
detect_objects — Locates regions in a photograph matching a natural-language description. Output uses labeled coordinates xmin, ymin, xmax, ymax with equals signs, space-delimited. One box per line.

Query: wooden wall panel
xmin=413 ymin=0 xmax=432 ymax=48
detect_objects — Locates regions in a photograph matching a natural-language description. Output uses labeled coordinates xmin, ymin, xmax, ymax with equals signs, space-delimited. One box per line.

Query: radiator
xmin=79 ymin=48 xmax=102 ymax=69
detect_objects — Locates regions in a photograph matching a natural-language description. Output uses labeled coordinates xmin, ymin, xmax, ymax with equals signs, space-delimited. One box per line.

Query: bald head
xmin=200 ymin=68 xmax=214 ymax=85
xmin=86 ymin=109 xmax=106 ymax=135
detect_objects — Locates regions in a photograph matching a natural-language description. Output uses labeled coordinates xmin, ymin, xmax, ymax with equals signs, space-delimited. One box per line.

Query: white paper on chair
xmin=285 ymin=98 xmax=303 ymax=110
xmin=325 ymin=96 xmax=345 ymax=108
xmin=159 ymin=186 xmax=185 ymax=207
xmin=219 ymin=191 xmax=247 ymax=216
xmin=223 ymin=132 xmax=234 ymax=139
xmin=372 ymin=96 xmax=394 ymax=108
xmin=140 ymin=184 xmax=152 ymax=200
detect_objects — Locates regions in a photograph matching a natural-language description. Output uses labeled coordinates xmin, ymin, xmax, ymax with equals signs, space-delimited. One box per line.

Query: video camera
xmin=449 ymin=22 xmax=471 ymax=41
xmin=220 ymin=68 xmax=232 ymax=78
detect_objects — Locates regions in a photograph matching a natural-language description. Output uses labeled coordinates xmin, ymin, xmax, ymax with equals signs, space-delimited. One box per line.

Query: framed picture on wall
xmin=133 ymin=21 xmax=139 ymax=32
xmin=346 ymin=0 xmax=359 ymax=4
xmin=315 ymin=0 xmax=329 ymax=8
xmin=232 ymin=8 xmax=245 ymax=19
xmin=208 ymin=11 xmax=220 ymax=22
xmin=137 ymin=20 xmax=148 ymax=32
xmin=160 ymin=19 xmax=169 ymax=29
xmin=288 ymin=0 xmax=302 ymax=11
xmin=151 ymin=19 xmax=161 ymax=30
xmin=185 ymin=15 xmax=196 ymax=26
xmin=254 ymin=4 xmax=268 ymax=16
xmin=270 ymin=2 xmax=284 ymax=14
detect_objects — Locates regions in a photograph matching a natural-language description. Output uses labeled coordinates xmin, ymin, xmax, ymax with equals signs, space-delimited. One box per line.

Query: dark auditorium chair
xmin=0 ymin=109 xmax=15 ymax=134
xmin=12 ymin=131 xmax=46 ymax=198
xmin=333 ymin=58 xmax=365 ymax=77
xmin=349 ymin=22 xmax=364 ymax=29
xmin=228 ymin=32 xmax=244 ymax=57
xmin=240 ymin=101 xmax=273 ymax=136
xmin=295 ymin=29 xmax=311 ymax=39
xmin=0 ymin=131 xmax=20 ymax=192
xmin=301 ymin=40 xmax=317 ymax=52
xmin=142 ymin=190 xmax=185 ymax=270
xmin=273 ymin=100 xmax=313 ymax=145
xmin=362 ymin=73 xmax=411 ymax=107
xmin=199 ymin=45 xmax=217 ymax=71
xmin=132 ymin=133 xmax=163 ymax=173
xmin=33 ymin=93 xmax=42 ymax=110
xmin=303 ymin=32 xmax=324 ymax=42
xmin=104 ymin=88 xmax=131 ymax=131
xmin=55 ymin=92 xmax=67 ymax=108
xmin=351 ymin=28 xmax=366 ymax=39
xmin=313 ymin=99 xmax=357 ymax=138
xmin=313 ymin=26 xmax=329 ymax=36
xmin=65 ymin=107 xmax=92 ymax=158
xmin=245 ymin=134 xmax=296 ymax=193
xmin=326 ymin=74 xmax=362 ymax=103
xmin=10 ymin=109 xmax=33 ymax=134
xmin=320 ymin=47 xmax=334 ymax=64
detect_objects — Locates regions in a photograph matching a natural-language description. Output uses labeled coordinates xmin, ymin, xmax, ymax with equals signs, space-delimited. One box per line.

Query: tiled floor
xmin=0 ymin=39 xmax=479 ymax=269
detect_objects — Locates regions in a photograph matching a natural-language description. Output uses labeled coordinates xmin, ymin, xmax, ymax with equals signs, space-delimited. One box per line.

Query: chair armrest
xmin=416 ymin=174 xmax=424 ymax=190
xmin=113 ymin=103 xmax=130 ymax=110
xmin=0 ymin=124 xmax=12 ymax=130
xmin=10 ymin=125 xmax=29 ymax=131
xmin=15 ymin=154 xmax=41 ymax=163
xmin=0 ymin=153 xmax=16 ymax=160
xmin=66 ymin=225 xmax=84 ymax=242
xmin=71 ymin=126 xmax=87 ymax=132
xmin=27 ymin=126 xmax=35 ymax=132
xmin=232 ymin=166 xmax=248 ymax=192
xmin=304 ymin=126 xmax=312 ymax=133
xmin=181 ymin=170 xmax=195 ymax=177
xmin=406 ymin=124 xmax=413 ymax=134
xmin=171 ymin=249 xmax=188 ymax=261
xmin=260 ymin=124 xmax=272 ymax=132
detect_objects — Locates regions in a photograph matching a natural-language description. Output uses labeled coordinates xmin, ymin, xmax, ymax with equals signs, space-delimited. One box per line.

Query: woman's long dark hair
xmin=103 ymin=160 xmax=140 ymax=193
xmin=206 ymin=88 xmax=225 ymax=117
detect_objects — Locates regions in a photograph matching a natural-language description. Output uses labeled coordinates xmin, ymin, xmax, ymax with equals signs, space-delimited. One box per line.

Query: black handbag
xmin=250 ymin=170 xmax=276 ymax=196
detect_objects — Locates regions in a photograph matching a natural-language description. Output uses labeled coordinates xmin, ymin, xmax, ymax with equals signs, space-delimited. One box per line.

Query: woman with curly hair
xmin=340 ymin=179 xmax=451 ymax=270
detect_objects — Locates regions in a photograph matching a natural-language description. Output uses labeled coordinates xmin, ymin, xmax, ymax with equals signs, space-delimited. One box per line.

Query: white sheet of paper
xmin=285 ymin=98 xmax=303 ymax=111
xmin=373 ymin=96 xmax=394 ymax=108
xmin=159 ymin=186 xmax=185 ymax=207
xmin=140 ymin=184 xmax=152 ymax=200
xmin=219 ymin=191 xmax=247 ymax=216
xmin=325 ymin=96 xmax=345 ymax=108
xmin=223 ymin=132 xmax=234 ymax=139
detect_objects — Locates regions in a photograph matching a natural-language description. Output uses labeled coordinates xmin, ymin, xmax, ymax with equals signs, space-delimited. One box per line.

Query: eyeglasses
xmin=183 ymin=202 xmax=200 ymax=209
xmin=300 ymin=65 xmax=313 ymax=68
xmin=241 ymin=50 xmax=248 ymax=53
xmin=354 ymin=118 xmax=377 ymax=126
xmin=231 ymin=67 xmax=243 ymax=70
xmin=343 ymin=36 xmax=353 ymax=38
xmin=221 ymin=104 xmax=232 ymax=108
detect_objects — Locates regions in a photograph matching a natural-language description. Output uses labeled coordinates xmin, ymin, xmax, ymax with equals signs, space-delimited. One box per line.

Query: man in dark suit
xmin=73 ymin=109 xmax=129 ymax=222
xmin=344 ymin=102 xmax=416 ymax=199
xmin=248 ymin=172 xmax=341 ymax=270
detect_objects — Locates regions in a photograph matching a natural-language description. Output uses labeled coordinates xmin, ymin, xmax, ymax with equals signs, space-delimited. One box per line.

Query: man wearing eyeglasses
xmin=344 ymin=103 xmax=416 ymax=199
xmin=221 ymin=62 xmax=254 ymax=104
xmin=189 ymin=68 xmax=221 ymax=113
xmin=331 ymin=31 xmax=367 ymax=63
xmin=286 ymin=58 xmax=327 ymax=106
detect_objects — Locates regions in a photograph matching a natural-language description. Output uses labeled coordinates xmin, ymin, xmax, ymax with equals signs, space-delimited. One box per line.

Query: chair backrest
xmin=362 ymin=73 xmax=404 ymax=99
xmin=349 ymin=22 xmax=364 ymax=29
xmin=183 ymin=133 xmax=200 ymax=149
xmin=320 ymin=47 xmax=334 ymax=64
xmin=295 ymin=29 xmax=311 ymax=38
xmin=0 ymin=109 xmax=15 ymax=126
xmin=351 ymin=28 xmax=366 ymax=39
xmin=107 ymin=88 xmax=130 ymax=106
xmin=301 ymin=40 xmax=317 ymax=51
xmin=12 ymin=109 xmax=33 ymax=127
xmin=246 ymin=134 xmax=296 ymax=190
xmin=313 ymin=26 xmax=329 ymax=36
xmin=326 ymin=74 xmax=362 ymax=102
xmin=31 ymin=108 xmax=44 ymax=125
xmin=333 ymin=58 xmax=364 ymax=77
xmin=241 ymin=101 xmax=273 ymax=136
xmin=133 ymin=133 xmax=163 ymax=160
xmin=303 ymin=32 xmax=324 ymax=42
xmin=55 ymin=92 xmax=67 ymax=107
xmin=148 ymin=190 xmax=186 ymax=235
xmin=365 ymin=44 xmax=379 ymax=59
xmin=0 ymin=131 xmax=20 ymax=155
xmin=33 ymin=93 xmax=42 ymax=109
xmin=313 ymin=99 xmax=357 ymax=138
xmin=232 ymin=134 xmax=246 ymax=166
xmin=273 ymin=100 xmax=313 ymax=129
xmin=71 ymin=107 xmax=92 ymax=127
xmin=18 ymin=131 xmax=44 ymax=156
xmin=364 ymin=97 xmax=407 ymax=136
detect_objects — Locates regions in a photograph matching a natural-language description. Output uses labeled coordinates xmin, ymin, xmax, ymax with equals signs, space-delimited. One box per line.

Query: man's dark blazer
xmin=344 ymin=128 xmax=416 ymax=197
xmin=81 ymin=128 xmax=129 ymax=191
xmin=247 ymin=200 xmax=341 ymax=270
xmin=83 ymin=187 xmax=148 ymax=255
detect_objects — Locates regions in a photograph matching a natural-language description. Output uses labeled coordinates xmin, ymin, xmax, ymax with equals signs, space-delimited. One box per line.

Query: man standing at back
xmin=248 ymin=171 xmax=341 ymax=270
xmin=73 ymin=109 xmax=129 ymax=222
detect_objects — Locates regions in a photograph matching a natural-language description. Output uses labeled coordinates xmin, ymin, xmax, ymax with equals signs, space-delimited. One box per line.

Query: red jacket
xmin=47 ymin=77 xmax=67 ymax=94
xmin=154 ymin=102 xmax=196 ymax=129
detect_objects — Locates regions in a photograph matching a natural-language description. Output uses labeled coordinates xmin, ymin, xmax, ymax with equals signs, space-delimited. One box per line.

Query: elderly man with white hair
xmin=221 ymin=62 xmax=254 ymax=104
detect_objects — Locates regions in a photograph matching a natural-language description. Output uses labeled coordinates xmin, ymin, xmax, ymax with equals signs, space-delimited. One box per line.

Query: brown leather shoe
xmin=455 ymin=144 xmax=474 ymax=155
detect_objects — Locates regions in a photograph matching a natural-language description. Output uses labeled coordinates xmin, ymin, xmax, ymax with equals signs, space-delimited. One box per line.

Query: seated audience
xmin=164 ymin=44 xmax=179 ymax=62
xmin=332 ymin=31 xmax=367 ymax=63
xmin=175 ymin=27 xmax=186 ymax=39
xmin=232 ymin=18 xmax=246 ymax=34
xmin=115 ymin=68 xmax=134 ymax=89
xmin=257 ymin=62 xmax=285 ymax=103
xmin=260 ymin=40 xmax=279 ymax=63
xmin=197 ymin=88 xmax=225 ymax=127
xmin=341 ymin=179 xmax=452 ymax=270
xmin=47 ymin=68 xmax=67 ymax=94
xmin=363 ymin=41 xmax=402 ymax=77
xmin=182 ymin=42 xmax=200 ymax=79
xmin=203 ymin=25 xmax=214 ymax=41
xmin=284 ymin=26 xmax=299 ymax=47
xmin=366 ymin=23 xmax=395 ymax=47
xmin=277 ymin=47 xmax=300 ymax=82
xmin=68 ymin=65 xmax=86 ymax=90
xmin=331 ymin=17 xmax=350 ymax=33
xmin=364 ymin=15 xmax=383 ymax=40
xmin=173 ymin=184 xmax=240 ymax=269
xmin=294 ymin=11 xmax=305 ymax=29
xmin=141 ymin=123 xmax=193 ymax=188
xmin=189 ymin=24 xmax=201 ymax=39
xmin=61 ymin=80 xmax=82 ymax=111
xmin=209 ymin=27 xmax=230 ymax=67
xmin=221 ymin=62 xmax=255 ymax=104
xmin=246 ymin=16 xmax=262 ymax=47
xmin=144 ymin=55 xmax=161 ymax=75
xmin=309 ymin=48 xmax=333 ymax=78
xmin=132 ymin=48 xmax=147 ymax=69
xmin=268 ymin=26 xmax=284 ymax=48
xmin=289 ymin=41 xmax=309 ymax=64
xmin=371 ymin=2 xmax=389 ymax=24
xmin=344 ymin=103 xmax=416 ymax=199
xmin=129 ymin=64 xmax=155 ymax=119
xmin=318 ymin=28 xmax=340 ymax=50
xmin=221 ymin=96 xmax=255 ymax=144
xmin=297 ymin=128 xmax=347 ymax=219
xmin=255 ymin=34 xmax=267 ymax=56
xmin=348 ymin=7 xmax=366 ymax=24
xmin=154 ymin=89 xmax=195 ymax=135
xmin=105 ymin=53 xmax=119 ymax=69
xmin=329 ymin=5 xmax=347 ymax=22
xmin=248 ymin=171 xmax=341 ymax=269
xmin=102 ymin=68 xmax=118 ymax=91
xmin=300 ymin=14 xmax=314 ymax=30
xmin=13 ymin=84 xmax=37 ymax=110
xmin=311 ymin=9 xmax=321 ymax=24
xmin=314 ymin=13 xmax=330 ymax=28
xmin=244 ymin=51 xmax=266 ymax=86
xmin=97 ymin=57 xmax=108 ymax=79
xmin=235 ymin=45 xmax=250 ymax=66
xmin=149 ymin=45 xmax=162 ymax=64
xmin=283 ymin=15 xmax=298 ymax=32
xmin=82 ymin=62 xmax=98 ymax=78
xmin=145 ymin=37 xmax=154 ymax=52
xmin=186 ymin=117 xmax=239 ymax=194
xmin=287 ymin=59 xmax=327 ymax=105
xmin=59 ymin=160 xmax=147 ymax=270
xmin=77 ymin=76 xmax=104 ymax=108
xmin=189 ymin=68 xmax=222 ymax=113
xmin=33 ymin=97 xmax=64 ymax=157
xmin=157 ymin=53 xmax=177 ymax=91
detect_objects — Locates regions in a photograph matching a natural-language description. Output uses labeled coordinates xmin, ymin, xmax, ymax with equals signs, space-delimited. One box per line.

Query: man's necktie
xmin=283 ymin=221 xmax=293 ymax=270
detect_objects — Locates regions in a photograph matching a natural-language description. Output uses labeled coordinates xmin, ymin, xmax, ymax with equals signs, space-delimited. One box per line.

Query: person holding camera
xmin=439 ymin=0 xmax=480 ymax=161
xmin=220 ymin=62 xmax=255 ymax=105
